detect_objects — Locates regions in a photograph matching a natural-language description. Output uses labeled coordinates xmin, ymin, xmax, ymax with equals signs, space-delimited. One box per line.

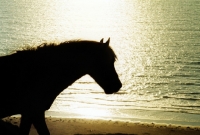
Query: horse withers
xmin=0 ymin=38 xmax=122 ymax=135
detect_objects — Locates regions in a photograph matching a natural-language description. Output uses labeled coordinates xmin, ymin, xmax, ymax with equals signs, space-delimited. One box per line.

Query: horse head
xmin=88 ymin=38 xmax=122 ymax=94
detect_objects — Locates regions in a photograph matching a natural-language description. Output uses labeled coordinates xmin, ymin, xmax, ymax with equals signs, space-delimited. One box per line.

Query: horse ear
xmin=105 ymin=37 xmax=110 ymax=46
xmin=100 ymin=38 xmax=104 ymax=43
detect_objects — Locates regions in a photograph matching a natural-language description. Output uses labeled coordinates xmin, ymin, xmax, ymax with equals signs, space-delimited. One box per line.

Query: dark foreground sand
xmin=1 ymin=116 xmax=200 ymax=135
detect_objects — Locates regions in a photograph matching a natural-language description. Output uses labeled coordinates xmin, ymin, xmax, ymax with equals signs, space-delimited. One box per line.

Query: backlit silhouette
xmin=0 ymin=38 xmax=122 ymax=135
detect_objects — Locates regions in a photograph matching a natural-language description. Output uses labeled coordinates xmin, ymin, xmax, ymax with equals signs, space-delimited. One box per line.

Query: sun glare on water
xmin=39 ymin=0 xmax=125 ymax=41
xmin=73 ymin=108 xmax=112 ymax=118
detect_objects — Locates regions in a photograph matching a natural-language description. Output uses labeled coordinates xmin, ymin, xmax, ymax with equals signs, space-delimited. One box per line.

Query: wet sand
xmin=2 ymin=116 xmax=200 ymax=135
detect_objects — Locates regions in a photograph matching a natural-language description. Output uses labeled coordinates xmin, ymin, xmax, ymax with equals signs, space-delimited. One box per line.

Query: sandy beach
xmin=1 ymin=116 xmax=200 ymax=135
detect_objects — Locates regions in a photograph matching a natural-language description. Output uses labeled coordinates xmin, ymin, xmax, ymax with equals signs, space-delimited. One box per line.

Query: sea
xmin=0 ymin=0 xmax=200 ymax=126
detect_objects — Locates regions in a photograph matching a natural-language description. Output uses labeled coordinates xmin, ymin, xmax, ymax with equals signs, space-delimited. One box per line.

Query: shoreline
xmin=2 ymin=116 xmax=200 ymax=135
xmin=45 ymin=110 xmax=200 ymax=127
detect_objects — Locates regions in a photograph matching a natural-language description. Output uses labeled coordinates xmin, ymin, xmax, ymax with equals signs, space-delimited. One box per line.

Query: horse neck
xmin=35 ymin=43 xmax=99 ymax=87
xmin=46 ymin=52 xmax=89 ymax=87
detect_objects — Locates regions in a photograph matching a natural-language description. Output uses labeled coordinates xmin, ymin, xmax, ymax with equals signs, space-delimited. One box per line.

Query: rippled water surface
xmin=0 ymin=0 xmax=200 ymax=126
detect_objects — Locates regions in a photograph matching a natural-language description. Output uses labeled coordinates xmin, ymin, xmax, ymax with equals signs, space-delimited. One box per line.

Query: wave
xmin=172 ymin=105 xmax=200 ymax=108
xmin=188 ymin=61 xmax=200 ymax=65
xmin=162 ymin=96 xmax=200 ymax=101
xmin=178 ymin=92 xmax=200 ymax=95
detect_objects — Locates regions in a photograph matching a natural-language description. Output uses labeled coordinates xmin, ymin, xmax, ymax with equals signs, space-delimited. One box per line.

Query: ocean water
xmin=0 ymin=0 xmax=200 ymax=126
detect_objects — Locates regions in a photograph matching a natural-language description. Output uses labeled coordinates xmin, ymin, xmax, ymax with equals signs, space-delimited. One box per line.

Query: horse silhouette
xmin=0 ymin=38 xmax=122 ymax=135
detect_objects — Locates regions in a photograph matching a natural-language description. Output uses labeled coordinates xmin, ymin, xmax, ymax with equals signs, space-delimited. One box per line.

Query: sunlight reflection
xmin=43 ymin=0 xmax=128 ymax=41
xmin=74 ymin=108 xmax=112 ymax=118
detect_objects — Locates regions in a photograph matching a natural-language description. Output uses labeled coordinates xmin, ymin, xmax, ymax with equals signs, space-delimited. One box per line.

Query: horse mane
xmin=15 ymin=40 xmax=117 ymax=61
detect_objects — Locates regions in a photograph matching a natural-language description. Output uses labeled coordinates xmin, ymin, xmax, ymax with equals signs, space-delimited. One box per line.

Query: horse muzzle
xmin=104 ymin=81 xmax=122 ymax=94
